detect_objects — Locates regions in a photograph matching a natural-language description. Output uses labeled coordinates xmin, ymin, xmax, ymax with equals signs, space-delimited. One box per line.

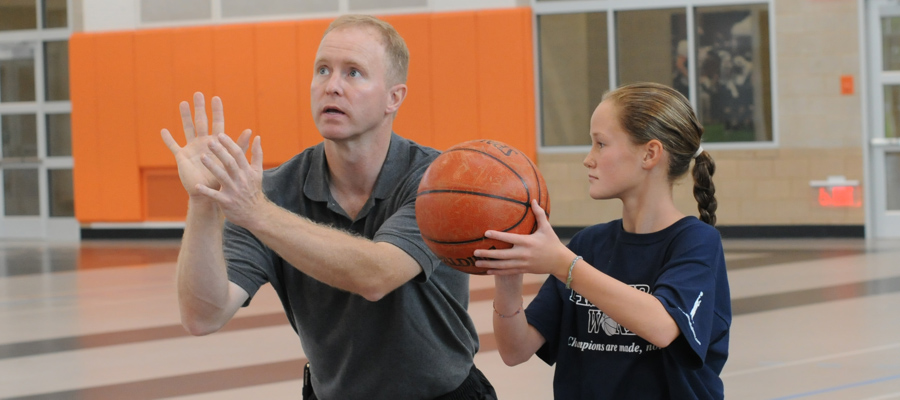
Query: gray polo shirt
xmin=224 ymin=133 xmax=478 ymax=400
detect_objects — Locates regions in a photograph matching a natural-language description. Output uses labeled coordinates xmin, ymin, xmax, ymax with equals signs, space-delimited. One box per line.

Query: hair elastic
xmin=692 ymin=146 xmax=704 ymax=159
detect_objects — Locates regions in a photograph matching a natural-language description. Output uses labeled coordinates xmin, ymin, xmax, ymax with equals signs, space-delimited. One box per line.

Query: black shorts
xmin=302 ymin=363 xmax=497 ymax=400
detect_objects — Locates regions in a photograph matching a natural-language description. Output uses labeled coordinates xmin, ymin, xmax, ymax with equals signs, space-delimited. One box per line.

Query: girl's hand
xmin=474 ymin=200 xmax=575 ymax=277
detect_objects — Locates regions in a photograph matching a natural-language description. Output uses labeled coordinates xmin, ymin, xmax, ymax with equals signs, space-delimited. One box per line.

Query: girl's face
xmin=582 ymin=100 xmax=647 ymax=200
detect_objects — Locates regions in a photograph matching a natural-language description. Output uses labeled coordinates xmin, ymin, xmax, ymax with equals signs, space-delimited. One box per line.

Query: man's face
xmin=311 ymin=26 xmax=396 ymax=141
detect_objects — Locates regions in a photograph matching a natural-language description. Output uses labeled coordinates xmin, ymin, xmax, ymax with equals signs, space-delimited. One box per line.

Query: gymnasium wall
xmin=69 ymin=8 xmax=535 ymax=223
xmin=537 ymin=0 xmax=865 ymax=230
xmin=70 ymin=0 xmax=867 ymax=232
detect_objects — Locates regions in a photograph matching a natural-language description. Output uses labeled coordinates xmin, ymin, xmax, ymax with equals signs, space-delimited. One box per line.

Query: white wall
xmin=79 ymin=0 xmax=525 ymax=32
xmin=81 ymin=0 xmax=138 ymax=32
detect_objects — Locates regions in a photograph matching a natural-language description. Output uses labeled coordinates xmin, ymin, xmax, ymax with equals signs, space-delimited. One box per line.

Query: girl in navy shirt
xmin=475 ymin=82 xmax=731 ymax=399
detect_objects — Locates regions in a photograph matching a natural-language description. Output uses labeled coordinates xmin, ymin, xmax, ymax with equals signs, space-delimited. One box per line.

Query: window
xmin=537 ymin=2 xmax=773 ymax=147
xmin=538 ymin=12 xmax=607 ymax=147
xmin=0 ymin=0 xmax=73 ymax=226
xmin=695 ymin=4 xmax=772 ymax=142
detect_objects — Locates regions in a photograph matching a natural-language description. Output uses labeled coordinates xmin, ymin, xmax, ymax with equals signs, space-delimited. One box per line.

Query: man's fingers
xmin=194 ymin=183 xmax=224 ymax=203
xmin=251 ymin=135 xmax=263 ymax=172
xmin=161 ymin=129 xmax=182 ymax=155
xmin=207 ymin=139 xmax=241 ymax=177
xmin=178 ymin=101 xmax=195 ymax=140
xmin=200 ymin=153 xmax=232 ymax=187
xmin=193 ymin=92 xmax=209 ymax=136
xmin=211 ymin=96 xmax=225 ymax=135
xmin=236 ymin=129 xmax=252 ymax=153
xmin=216 ymin=133 xmax=251 ymax=171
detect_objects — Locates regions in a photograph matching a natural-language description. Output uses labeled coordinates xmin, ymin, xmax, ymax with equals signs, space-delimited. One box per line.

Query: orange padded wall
xmin=69 ymin=8 xmax=535 ymax=223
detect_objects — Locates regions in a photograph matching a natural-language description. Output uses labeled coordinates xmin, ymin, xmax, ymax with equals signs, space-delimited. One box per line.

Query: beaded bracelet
xmin=493 ymin=300 xmax=523 ymax=318
xmin=565 ymin=255 xmax=583 ymax=289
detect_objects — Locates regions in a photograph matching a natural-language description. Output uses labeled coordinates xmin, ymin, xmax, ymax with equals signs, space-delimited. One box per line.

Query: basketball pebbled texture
xmin=416 ymin=139 xmax=550 ymax=274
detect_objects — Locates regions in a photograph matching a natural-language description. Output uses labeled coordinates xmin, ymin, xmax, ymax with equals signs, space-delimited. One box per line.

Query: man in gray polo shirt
xmin=161 ymin=15 xmax=495 ymax=400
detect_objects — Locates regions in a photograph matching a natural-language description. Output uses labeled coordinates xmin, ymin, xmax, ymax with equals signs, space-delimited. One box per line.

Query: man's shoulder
xmin=393 ymin=133 xmax=440 ymax=160
xmin=264 ymin=143 xmax=322 ymax=179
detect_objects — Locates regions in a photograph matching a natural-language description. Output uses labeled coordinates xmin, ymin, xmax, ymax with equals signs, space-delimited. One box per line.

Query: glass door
xmin=0 ymin=0 xmax=76 ymax=240
xmin=867 ymin=0 xmax=900 ymax=238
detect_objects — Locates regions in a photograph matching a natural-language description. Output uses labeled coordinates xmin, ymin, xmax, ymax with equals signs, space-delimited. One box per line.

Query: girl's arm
xmin=492 ymin=274 xmax=547 ymax=366
xmin=476 ymin=201 xmax=681 ymax=348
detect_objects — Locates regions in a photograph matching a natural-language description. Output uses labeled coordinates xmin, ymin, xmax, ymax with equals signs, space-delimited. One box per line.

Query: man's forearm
xmin=176 ymin=198 xmax=234 ymax=334
xmin=245 ymin=201 xmax=420 ymax=301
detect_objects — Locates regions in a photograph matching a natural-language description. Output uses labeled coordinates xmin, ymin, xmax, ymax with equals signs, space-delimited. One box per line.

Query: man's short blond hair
xmin=323 ymin=15 xmax=409 ymax=85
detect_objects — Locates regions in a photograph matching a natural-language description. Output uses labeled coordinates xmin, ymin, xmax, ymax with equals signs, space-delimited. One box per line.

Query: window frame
xmin=0 ymin=0 xmax=74 ymax=227
xmin=532 ymin=0 xmax=778 ymax=153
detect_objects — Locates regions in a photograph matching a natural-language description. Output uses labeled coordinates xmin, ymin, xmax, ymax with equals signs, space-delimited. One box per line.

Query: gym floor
xmin=1 ymin=237 xmax=899 ymax=399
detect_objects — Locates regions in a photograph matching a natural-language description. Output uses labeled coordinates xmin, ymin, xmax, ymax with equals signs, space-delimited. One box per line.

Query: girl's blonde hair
xmin=603 ymin=82 xmax=718 ymax=226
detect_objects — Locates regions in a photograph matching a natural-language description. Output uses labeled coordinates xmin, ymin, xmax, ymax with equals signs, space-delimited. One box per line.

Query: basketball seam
xmin=417 ymin=189 xmax=527 ymax=206
xmin=445 ymin=148 xmax=532 ymax=203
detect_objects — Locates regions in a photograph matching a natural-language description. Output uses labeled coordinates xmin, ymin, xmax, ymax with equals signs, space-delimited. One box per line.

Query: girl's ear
xmin=642 ymin=139 xmax=664 ymax=170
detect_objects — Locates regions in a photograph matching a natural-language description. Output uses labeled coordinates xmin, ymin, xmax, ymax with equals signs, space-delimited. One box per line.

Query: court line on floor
xmin=731 ymin=275 xmax=900 ymax=315
xmin=722 ymin=342 xmax=900 ymax=377
xmin=770 ymin=373 xmax=900 ymax=400
xmin=1 ymin=333 xmax=500 ymax=400
xmin=862 ymin=392 xmax=900 ymax=400
xmin=0 ymin=284 xmax=538 ymax=360
xmin=3 ymin=359 xmax=308 ymax=400
xmin=4 ymin=276 xmax=900 ymax=360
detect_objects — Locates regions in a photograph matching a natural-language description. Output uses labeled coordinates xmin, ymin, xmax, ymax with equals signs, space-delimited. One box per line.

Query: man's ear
xmin=642 ymin=139 xmax=664 ymax=169
xmin=385 ymin=83 xmax=408 ymax=115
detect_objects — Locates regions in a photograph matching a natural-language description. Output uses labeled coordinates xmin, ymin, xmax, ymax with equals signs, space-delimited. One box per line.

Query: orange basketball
xmin=416 ymin=140 xmax=550 ymax=275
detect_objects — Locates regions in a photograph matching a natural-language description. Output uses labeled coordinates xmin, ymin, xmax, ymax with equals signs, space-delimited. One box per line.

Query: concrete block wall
xmin=537 ymin=0 xmax=867 ymax=228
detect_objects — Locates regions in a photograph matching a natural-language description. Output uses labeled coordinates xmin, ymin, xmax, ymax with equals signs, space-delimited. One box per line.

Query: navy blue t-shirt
xmin=525 ymin=217 xmax=731 ymax=399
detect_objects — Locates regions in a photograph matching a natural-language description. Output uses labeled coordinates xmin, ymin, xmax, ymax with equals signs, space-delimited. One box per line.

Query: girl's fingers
xmin=484 ymin=230 xmax=526 ymax=245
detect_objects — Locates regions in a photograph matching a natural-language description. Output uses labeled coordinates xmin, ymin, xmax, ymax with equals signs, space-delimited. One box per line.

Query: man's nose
xmin=324 ymin=74 xmax=343 ymax=95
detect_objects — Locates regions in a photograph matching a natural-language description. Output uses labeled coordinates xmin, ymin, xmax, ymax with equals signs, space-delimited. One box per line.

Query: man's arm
xmin=176 ymin=199 xmax=250 ymax=335
xmin=162 ymin=93 xmax=252 ymax=335
xmin=197 ymin=130 xmax=423 ymax=301
xmin=247 ymin=201 xmax=422 ymax=302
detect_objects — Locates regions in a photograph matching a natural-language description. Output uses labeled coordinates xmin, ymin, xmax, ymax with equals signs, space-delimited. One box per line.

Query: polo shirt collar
xmin=303 ymin=133 xmax=410 ymax=204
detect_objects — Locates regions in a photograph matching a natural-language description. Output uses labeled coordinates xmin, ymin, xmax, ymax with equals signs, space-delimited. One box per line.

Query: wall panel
xmin=69 ymin=34 xmax=101 ymax=221
xmin=429 ymin=12 xmax=479 ymax=150
xmin=134 ymin=30 xmax=176 ymax=168
xmin=212 ymin=24 xmax=258 ymax=139
xmin=475 ymin=8 xmax=535 ymax=158
xmin=256 ymin=21 xmax=302 ymax=165
xmin=383 ymin=14 xmax=434 ymax=144
xmin=70 ymin=9 xmax=536 ymax=223
xmin=91 ymin=32 xmax=142 ymax=221
xmin=296 ymin=20 xmax=332 ymax=150
xmin=171 ymin=27 xmax=215 ymax=121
